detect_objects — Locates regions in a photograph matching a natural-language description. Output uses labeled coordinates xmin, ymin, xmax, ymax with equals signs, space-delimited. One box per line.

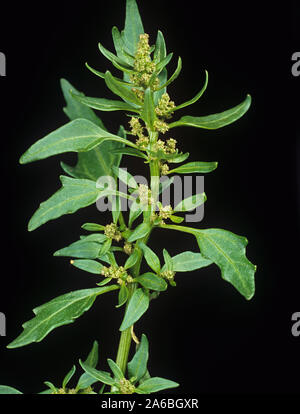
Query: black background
xmin=0 ymin=0 xmax=299 ymax=397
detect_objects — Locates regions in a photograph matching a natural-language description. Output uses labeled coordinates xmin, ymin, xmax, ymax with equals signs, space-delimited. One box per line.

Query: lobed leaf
xmin=7 ymin=286 xmax=119 ymax=348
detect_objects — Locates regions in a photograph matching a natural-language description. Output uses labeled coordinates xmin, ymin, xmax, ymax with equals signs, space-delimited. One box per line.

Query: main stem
xmin=115 ymin=135 xmax=160 ymax=376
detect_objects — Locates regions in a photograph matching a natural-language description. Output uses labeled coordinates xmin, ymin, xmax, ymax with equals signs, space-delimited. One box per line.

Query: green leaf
xmin=28 ymin=176 xmax=103 ymax=231
xmin=98 ymin=42 xmax=133 ymax=70
xmin=136 ymin=377 xmax=179 ymax=393
xmin=60 ymin=80 xmax=125 ymax=182
xmin=71 ymin=259 xmax=103 ymax=274
xmin=127 ymin=334 xmax=149 ymax=382
xmin=20 ymin=118 xmax=136 ymax=164
xmin=169 ymin=94 xmax=252 ymax=129
xmin=138 ymin=242 xmax=161 ymax=274
xmin=163 ymin=249 xmax=173 ymax=271
xmin=165 ymin=151 xmax=189 ymax=164
xmin=112 ymin=26 xmax=129 ymax=63
xmin=79 ymin=360 xmax=116 ymax=386
xmin=79 ymin=233 xmax=107 ymax=243
xmin=154 ymin=68 xmax=168 ymax=104
xmin=84 ymin=340 xmax=99 ymax=368
xmin=127 ymin=222 xmax=151 ymax=242
xmin=60 ymin=79 xmax=105 ymax=128
xmin=116 ymin=283 xmax=129 ymax=308
xmin=141 ymin=88 xmax=156 ymax=128
xmin=174 ymin=192 xmax=206 ymax=212
xmin=158 ymin=56 xmax=182 ymax=90
xmin=107 ymin=359 xmax=124 ymax=380
xmin=76 ymin=340 xmax=100 ymax=390
xmin=119 ymin=288 xmax=149 ymax=331
xmin=124 ymin=249 xmax=139 ymax=270
xmin=85 ymin=62 xmax=105 ymax=79
xmin=196 ymin=228 xmax=256 ymax=300
xmin=104 ymin=71 xmax=141 ymax=106
xmin=162 ymin=251 xmax=212 ymax=272
xmin=112 ymin=166 xmax=138 ymax=189
xmin=0 ymin=386 xmax=23 ymax=394
xmin=62 ymin=365 xmax=76 ymax=389
xmin=7 ymin=285 xmax=119 ymax=348
xmin=128 ymin=200 xmax=143 ymax=228
xmin=134 ymin=272 xmax=167 ymax=292
xmin=169 ymin=215 xmax=184 ymax=224
xmin=168 ymin=161 xmax=218 ymax=174
xmin=123 ymin=0 xmax=144 ymax=56
xmin=99 ymin=238 xmax=112 ymax=257
xmin=54 ymin=239 xmax=102 ymax=260
xmin=81 ymin=223 xmax=105 ymax=232
xmin=173 ymin=70 xmax=208 ymax=112
xmin=111 ymin=147 xmax=147 ymax=160
xmin=156 ymin=53 xmax=173 ymax=74
xmin=161 ymin=225 xmax=256 ymax=300
xmin=154 ymin=30 xmax=166 ymax=63
xmin=70 ymin=93 xmax=140 ymax=113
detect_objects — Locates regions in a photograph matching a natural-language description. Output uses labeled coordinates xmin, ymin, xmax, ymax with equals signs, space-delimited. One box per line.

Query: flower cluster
xmin=129 ymin=117 xmax=149 ymax=150
xmin=119 ymin=378 xmax=135 ymax=394
xmin=104 ymin=223 xmax=122 ymax=242
xmin=123 ymin=241 xmax=133 ymax=255
xmin=159 ymin=204 xmax=173 ymax=220
xmin=155 ymin=93 xmax=175 ymax=118
xmin=101 ymin=265 xmax=133 ymax=285
xmin=130 ymin=34 xmax=159 ymax=90
xmin=161 ymin=269 xmax=176 ymax=281
xmin=138 ymin=184 xmax=153 ymax=206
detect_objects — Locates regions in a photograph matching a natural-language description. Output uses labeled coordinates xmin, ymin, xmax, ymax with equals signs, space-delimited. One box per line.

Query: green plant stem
xmin=114 ymin=230 xmax=152 ymax=375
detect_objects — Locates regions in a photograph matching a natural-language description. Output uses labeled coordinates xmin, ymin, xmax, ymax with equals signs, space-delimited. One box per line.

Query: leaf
xmin=99 ymin=238 xmax=112 ymax=257
xmin=124 ymin=249 xmax=139 ymax=270
xmin=98 ymin=42 xmax=133 ymax=70
xmin=62 ymin=365 xmax=76 ymax=389
xmin=29 ymin=176 xmax=102 ymax=231
xmin=173 ymin=70 xmax=208 ymax=112
xmin=71 ymin=259 xmax=103 ymax=274
xmin=0 ymin=386 xmax=23 ymax=394
xmin=156 ymin=53 xmax=173 ymax=74
xmin=127 ymin=222 xmax=151 ymax=242
xmin=111 ymin=147 xmax=147 ymax=160
xmin=128 ymin=200 xmax=143 ymax=228
xmin=20 ymin=118 xmax=136 ymax=164
xmin=116 ymin=283 xmax=129 ymax=308
xmin=107 ymin=359 xmax=124 ymax=380
xmin=84 ymin=340 xmax=99 ymax=368
xmin=166 ymin=151 xmax=190 ymax=164
xmin=168 ymin=161 xmax=218 ymax=174
xmin=196 ymin=228 xmax=256 ymax=300
xmin=136 ymin=377 xmax=179 ymax=393
xmin=81 ymin=223 xmax=105 ymax=232
xmin=162 ymin=251 xmax=212 ymax=272
xmin=158 ymin=56 xmax=182 ymax=90
xmin=169 ymin=215 xmax=184 ymax=224
xmin=70 ymin=93 xmax=140 ymax=113
xmin=76 ymin=341 xmax=100 ymax=390
xmin=141 ymin=88 xmax=156 ymax=128
xmin=138 ymin=242 xmax=161 ymax=274
xmin=104 ymin=71 xmax=141 ymax=105
xmin=154 ymin=30 xmax=166 ymax=63
xmin=163 ymin=249 xmax=173 ymax=271
xmin=123 ymin=0 xmax=144 ymax=56
xmin=60 ymin=80 xmax=125 ymax=182
xmin=60 ymin=79 xmax=105 ymax=128
xmin=112 ymin=26 xmax=129 ymax=64
xmin=174 ymin=192 xmax=206 ymax=212
xmin=134 ymin=272 xmax=167 ymax=292
xmin=169 ymin=94 xmax=252 ymax=129
xmin=7 ymin=285 xmax=119 ymax=348
xmin=162 ymin=225 xmax=256 ymax=299
xmin=112 ymin=166 xmax=138 ymax=189
xmin=127 ymin=334 xmax=149 ymax=382
xmin=154 ymin=68 xmax=168 ymax=104
xmin=79 ymin=360 xmax=116 ymax=386
xmin=119 ymin=288 xmax=149 ymax=331
xmin=79 ymin=233 xmax=107 ymax=243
